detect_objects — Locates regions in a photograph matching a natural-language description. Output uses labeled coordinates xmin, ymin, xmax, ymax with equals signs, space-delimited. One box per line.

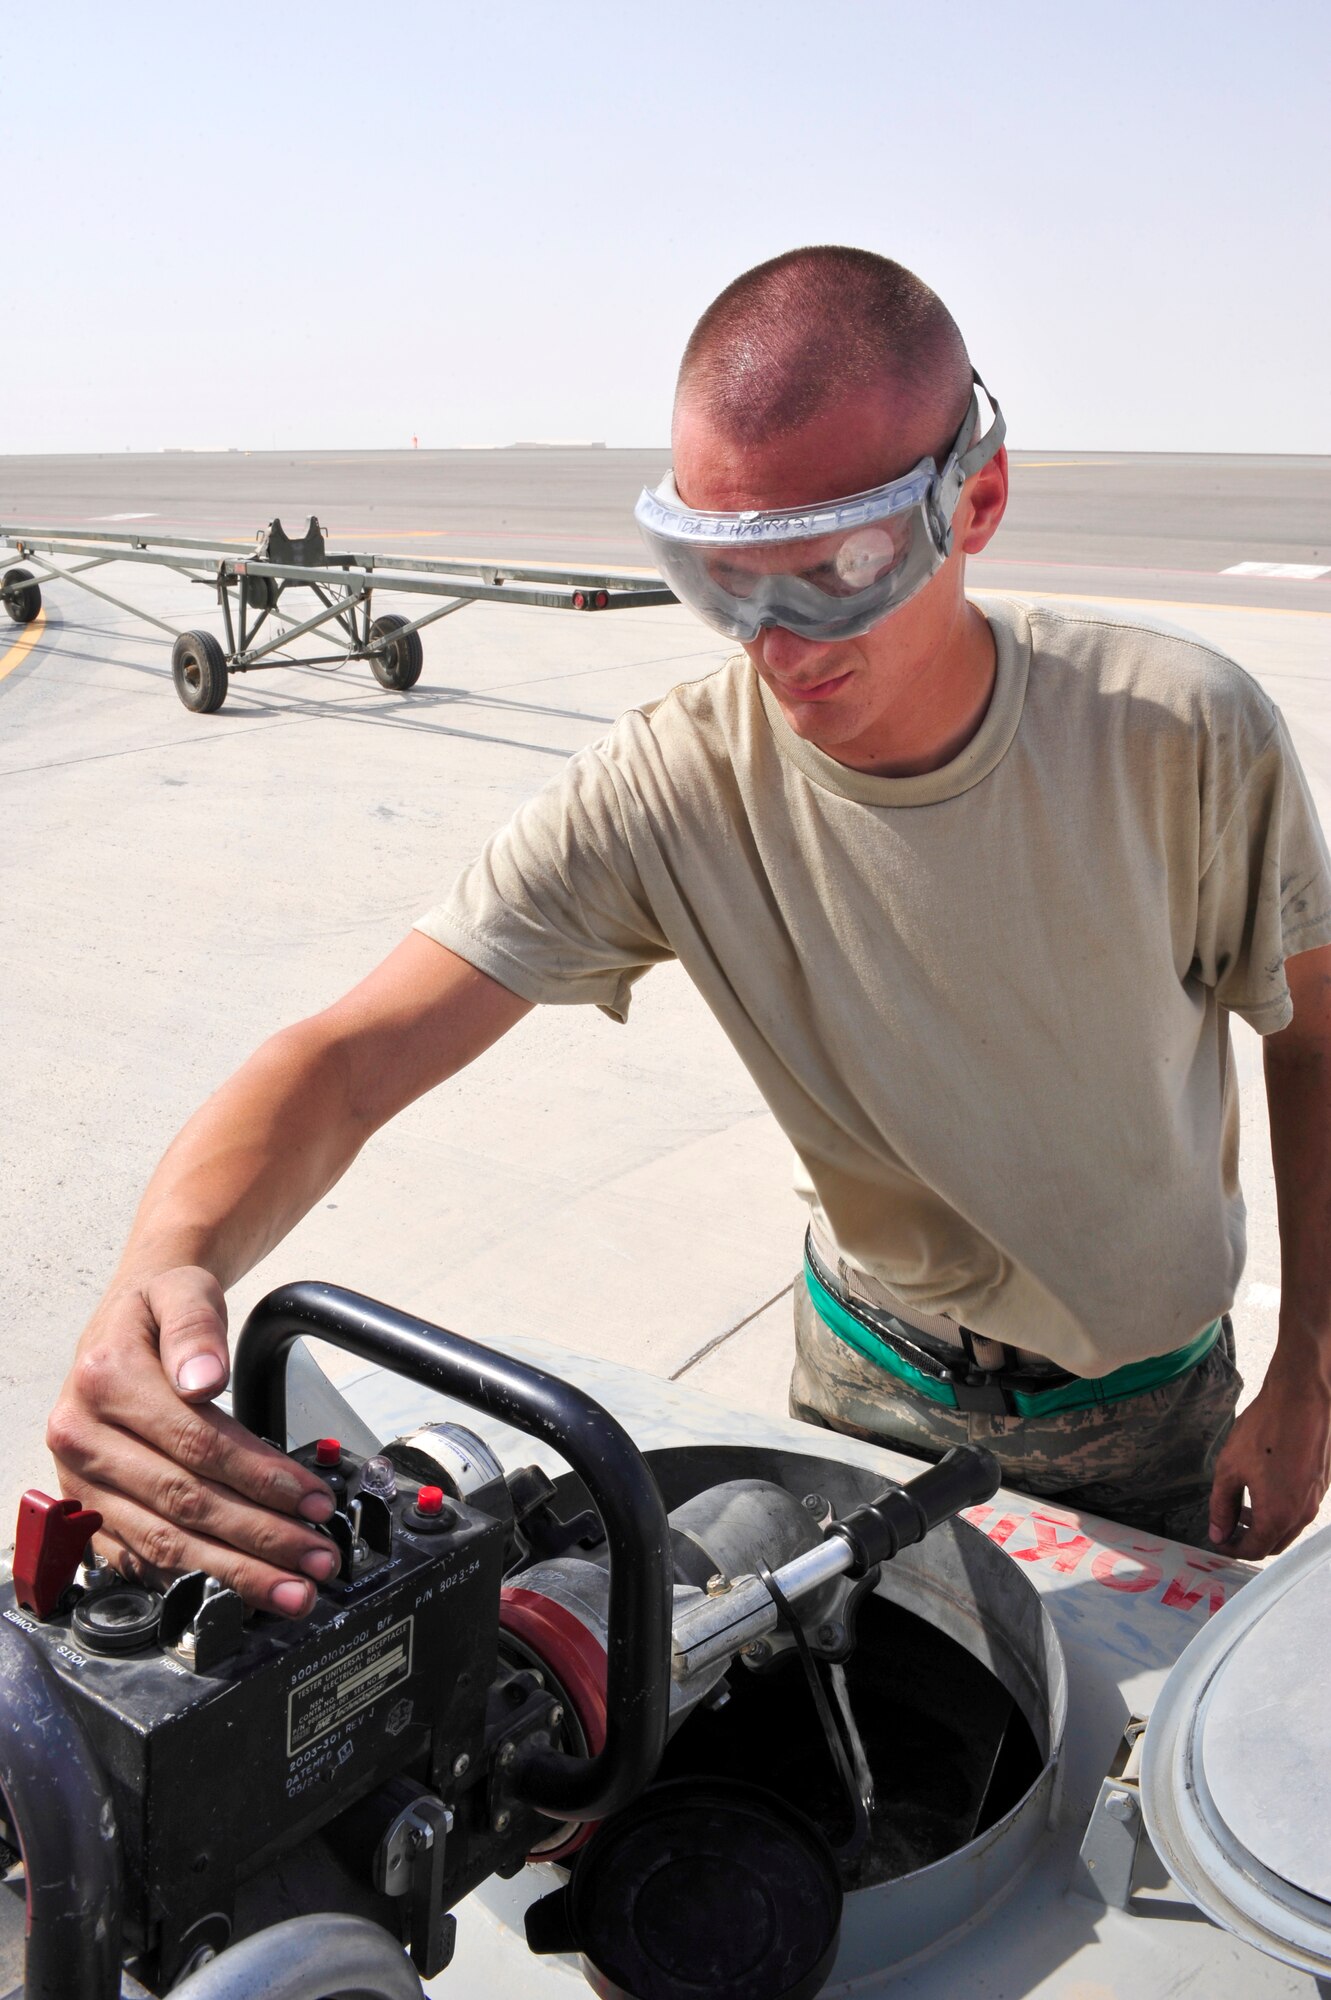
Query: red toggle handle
xmin=13 ymin=1489 xmax=103 ymax=1620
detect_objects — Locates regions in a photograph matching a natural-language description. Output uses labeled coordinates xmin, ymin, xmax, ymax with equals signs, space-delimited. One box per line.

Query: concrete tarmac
xmin=4 ymin=445 xmax=1330 ymax=608
xmin=2 ymin=450 xmax=1330 ymax=1562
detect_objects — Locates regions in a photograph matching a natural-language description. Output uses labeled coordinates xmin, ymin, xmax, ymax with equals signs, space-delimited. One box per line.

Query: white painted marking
xmin=93 ymin=512 xmax=158 ymax=522
xmin=1222 ymin=561 xmax=1330 ymax=579
xmin=1244 ymin=1282 xmax=1282 ymax=1310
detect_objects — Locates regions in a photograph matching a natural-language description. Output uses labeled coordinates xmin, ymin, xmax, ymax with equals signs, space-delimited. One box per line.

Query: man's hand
xmin=48 ymin=1269 xmax=340 ymax=1614
xmin=1209 ymin=1348 xmax=1331 ymax=1558
xmin=43 ymin=939 xmax=530 ymax=1613
xmin=1210 ymin=941 xmax=1331 ymax=1559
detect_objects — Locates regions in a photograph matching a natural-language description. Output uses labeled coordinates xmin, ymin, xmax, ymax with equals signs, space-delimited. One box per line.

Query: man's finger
xmin=1226 ymin=1524 xmax=1281 ymax=1560
xmin=1227 ymin=1490 xmax=1316 ymax=1561
xmin=66 ymin=1436 xmax=341 ymax=1584
xmin=1208 ymin=1463 xmax=1246 ymax=1547
xmin=59 ymin=1342 xmax=335 ymax=1523
xmin=148 ymin=1268 xmax=231 ymax=1401
xmin=61 ymin=1328 xmax=333 ymax=1512
xmin=1219 ymin=1477 xmax=1302 ymax=1558
xmin=84 ymin=1489 xmax=321 ymax=1616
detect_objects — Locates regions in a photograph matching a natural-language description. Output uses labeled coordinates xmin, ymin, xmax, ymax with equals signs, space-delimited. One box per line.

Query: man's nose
xmin=754 ymin=624 xmax=838 ymax=677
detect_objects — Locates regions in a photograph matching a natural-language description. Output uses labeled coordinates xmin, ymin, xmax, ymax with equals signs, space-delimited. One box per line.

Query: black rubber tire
xmin=368 ymin=613 xmax=424 ymax=691
xmin=171 ymin=629 xmax=229 ymax=713
xmin=2 ymin=567 xmax=42 ymax=626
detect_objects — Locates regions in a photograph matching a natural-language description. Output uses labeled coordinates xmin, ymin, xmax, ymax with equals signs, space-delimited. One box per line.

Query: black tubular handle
xmin=831 ymin=1445 xmax=1001 ymax=1574
xmin=0 ymin=1616 xmax=124 ymax=1999
xmin=232 ymin=1282 xmax=672 ymax=1822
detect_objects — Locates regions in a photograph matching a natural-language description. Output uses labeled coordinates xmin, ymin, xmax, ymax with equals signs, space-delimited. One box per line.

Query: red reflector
xmin=417 ymin=1485 xmax=445 ymax=1516
xmin=314 ymin=1438 xmax=341 ymax=1468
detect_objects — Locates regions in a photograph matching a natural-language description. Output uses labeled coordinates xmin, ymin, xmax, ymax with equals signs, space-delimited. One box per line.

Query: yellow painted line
xmin=0 ymin=608 xmax=46 ymax=682
xmin=987 ymin=587 xmax=1329 ymax=622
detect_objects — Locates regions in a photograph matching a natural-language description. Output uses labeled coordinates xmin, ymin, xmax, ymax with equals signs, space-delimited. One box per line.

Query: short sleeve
xmin=1194 ymin=708 xmax=1331 ymax=1031
xmin=414 ymin=742 xmax=674 ymax=1023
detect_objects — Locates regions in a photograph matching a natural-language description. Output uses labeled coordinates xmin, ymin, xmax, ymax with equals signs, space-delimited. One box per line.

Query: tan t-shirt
xmin=416 ymin=597 xmax=1331 ymax=1376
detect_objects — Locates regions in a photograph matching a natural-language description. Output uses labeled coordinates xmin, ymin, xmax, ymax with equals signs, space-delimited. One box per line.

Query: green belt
xmin=803 ymin=1257 xmax=1220 ymax=1418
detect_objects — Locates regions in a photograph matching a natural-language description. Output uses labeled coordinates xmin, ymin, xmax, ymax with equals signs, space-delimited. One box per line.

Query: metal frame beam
xmin=234 ymin=590 xmax=476 ymax=662
xmin=238 ymin=589 xmax=371 ymax=665
xmin=229 ymin=557 xmax=658 ymax=612
xmin=307 ymin=580 xmax=362 ymax=647
xmin=0 ymin=520 xmax=677 ymax=693
xmin=248 ymin=596 xmax=356 ymax=655
xmin=365 ymin=595 xmax=473 ymax=646
xmin=361 ymin=552 xmax=662 ymax=591
xmin=20 ymin=552 xmax=184 ymax=637
xmin=1 ymin=525 xmax=672 ymax=603
xmin=2 ymin=524 xmax=256 ymax=556
xmin=10 ymin=538 xmax=236 ymax=581
xmin=23 ymin=555 xmax=115 ymax=581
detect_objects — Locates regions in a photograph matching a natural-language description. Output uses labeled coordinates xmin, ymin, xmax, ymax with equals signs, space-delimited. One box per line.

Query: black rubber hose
xmin=831 ymin=1445 xmax=1001 ymax=1574
xmin=0 ymin=1613 xmax=123 ymax=2000
xmin=232 ymin=1282 xmax=672 ymax=1822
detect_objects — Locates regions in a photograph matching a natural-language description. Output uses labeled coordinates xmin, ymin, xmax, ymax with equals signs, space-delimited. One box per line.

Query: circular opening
xmin=73 ymin=1584 xmax=161 ymax=1655
xmin=657 ymin=1592 xmax=1043 ymax=1889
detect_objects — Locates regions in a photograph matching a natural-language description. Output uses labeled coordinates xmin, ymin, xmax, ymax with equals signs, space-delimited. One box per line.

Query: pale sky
xmin=4 ymin=0 xmax=1328 ymax=454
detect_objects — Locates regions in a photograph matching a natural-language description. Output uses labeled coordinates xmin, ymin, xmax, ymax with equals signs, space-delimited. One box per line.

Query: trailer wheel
xmin=2 ymin=568 xmax=42 ymax=625
xmin=171 ymin=630 xmax=229 ymax=714
xmin=368 ymin=614 xmax=424 ymax=691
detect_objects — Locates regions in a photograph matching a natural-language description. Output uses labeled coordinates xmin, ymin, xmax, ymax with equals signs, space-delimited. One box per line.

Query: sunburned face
xmin=672 ymin=386 xmax=1008 ymax=773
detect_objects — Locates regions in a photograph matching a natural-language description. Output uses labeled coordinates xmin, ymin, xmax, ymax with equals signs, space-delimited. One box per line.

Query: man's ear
xmin=958 ymin=445 xmax=1008 ymax=555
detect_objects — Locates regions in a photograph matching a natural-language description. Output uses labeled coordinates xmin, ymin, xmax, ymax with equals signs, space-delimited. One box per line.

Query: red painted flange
xmin=499 ymin=1583 xmax=610 ymax=1863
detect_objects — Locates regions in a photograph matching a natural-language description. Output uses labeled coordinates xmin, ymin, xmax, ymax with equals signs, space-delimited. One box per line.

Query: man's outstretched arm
xmin=1210 ymin=939 xmax=1331 ymax=1557
xmin=45 ymin=934 xmax=531 ymax=1615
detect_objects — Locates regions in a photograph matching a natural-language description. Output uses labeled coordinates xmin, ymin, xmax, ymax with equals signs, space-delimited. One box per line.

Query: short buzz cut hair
xmin=675 ymin=245 xmax=972 ymax=451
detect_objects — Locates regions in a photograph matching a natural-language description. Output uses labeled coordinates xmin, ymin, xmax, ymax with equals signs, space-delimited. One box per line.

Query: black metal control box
xmin=0 ymin=1449 xmax=506 ymax=1988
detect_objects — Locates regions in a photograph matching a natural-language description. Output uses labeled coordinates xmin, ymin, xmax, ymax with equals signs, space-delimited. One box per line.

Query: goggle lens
xmin=634 ymin=375 xmax=1003 ymax=643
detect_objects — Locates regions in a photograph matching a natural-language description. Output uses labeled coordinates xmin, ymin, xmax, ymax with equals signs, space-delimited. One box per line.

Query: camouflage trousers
xmin=789 ymin=1277 xmax=1243 ymax=1549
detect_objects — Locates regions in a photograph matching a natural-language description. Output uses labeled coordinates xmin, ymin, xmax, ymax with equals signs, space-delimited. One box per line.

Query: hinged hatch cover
xmin=1141 ymin=1522 xmax=1331 ymax=1975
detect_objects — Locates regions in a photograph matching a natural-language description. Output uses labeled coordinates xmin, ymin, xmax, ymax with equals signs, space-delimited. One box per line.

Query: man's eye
xmin=709 ymin=565 xmax=760 ymax=596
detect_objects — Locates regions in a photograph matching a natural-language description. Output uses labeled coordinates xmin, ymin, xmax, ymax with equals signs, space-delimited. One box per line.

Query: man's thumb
xmin=1208 ymin=1463 xmax=1243 ymax=1546
xmin=148 ymin=1269 xmax=231 ymax=1401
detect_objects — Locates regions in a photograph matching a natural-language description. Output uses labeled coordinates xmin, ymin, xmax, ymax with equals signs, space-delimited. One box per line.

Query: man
xmin=47 ymin=247 xmax=1331 ymax=1620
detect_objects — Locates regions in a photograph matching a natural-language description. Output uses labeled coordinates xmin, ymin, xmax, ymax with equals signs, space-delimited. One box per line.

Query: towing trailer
xmin=0 ymin=517 xmax=676 ymax=713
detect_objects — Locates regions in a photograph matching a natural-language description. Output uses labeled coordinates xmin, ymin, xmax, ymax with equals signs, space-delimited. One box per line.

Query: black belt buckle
xmin=951 ymin=1372 xmax=1020 ymax=1417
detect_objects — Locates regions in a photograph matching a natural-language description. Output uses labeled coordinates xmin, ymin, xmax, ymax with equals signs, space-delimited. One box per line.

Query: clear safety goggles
xmin=635 ymin=375 xmax=1004 ymax=643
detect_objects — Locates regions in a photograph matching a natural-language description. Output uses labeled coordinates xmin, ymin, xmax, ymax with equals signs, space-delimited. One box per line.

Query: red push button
xmin=314 ymin=1438 xmax=342 ymax=1468
xmin=416 ymin=1485 xmax=445 ymax=1517
xmin=13 ymin=1490 xmax=103 ymax=1620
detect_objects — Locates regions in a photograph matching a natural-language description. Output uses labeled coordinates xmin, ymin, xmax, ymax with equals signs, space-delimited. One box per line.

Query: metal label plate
xmin=287 ymin=1616 xmax=414 ymax=1756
